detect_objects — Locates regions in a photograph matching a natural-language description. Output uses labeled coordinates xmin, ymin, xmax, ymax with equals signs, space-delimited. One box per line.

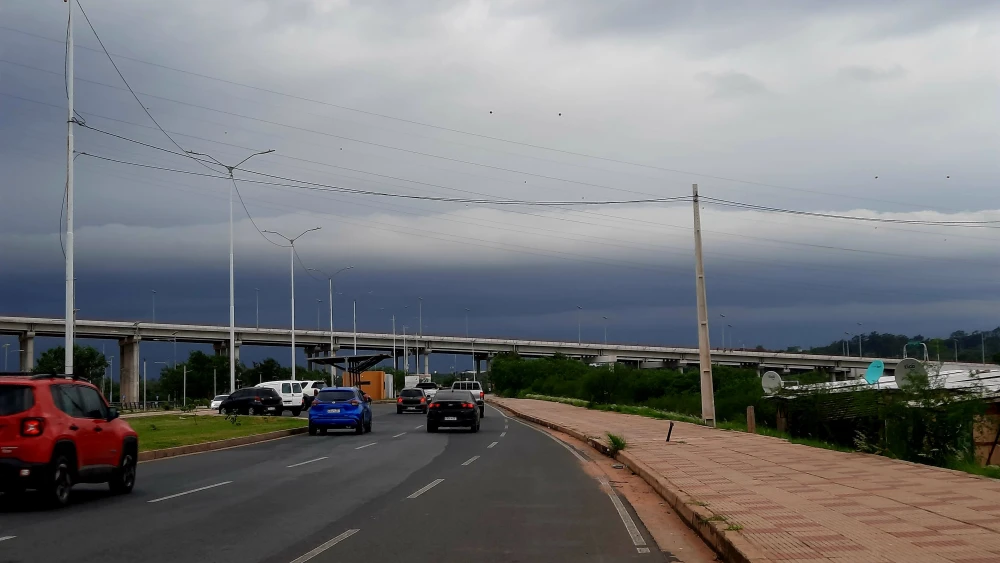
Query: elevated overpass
xmin=1 ymin=315 xmax=897 ymax=400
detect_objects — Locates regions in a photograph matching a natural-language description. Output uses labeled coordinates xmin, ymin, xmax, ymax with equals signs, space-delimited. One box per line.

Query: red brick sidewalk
xmin=491 ymin=397 xmax=1000 ymax=563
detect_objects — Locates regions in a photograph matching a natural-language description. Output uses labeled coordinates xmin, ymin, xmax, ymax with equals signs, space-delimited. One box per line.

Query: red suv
xmin=0 ymin=374 xmax=138 ymax=507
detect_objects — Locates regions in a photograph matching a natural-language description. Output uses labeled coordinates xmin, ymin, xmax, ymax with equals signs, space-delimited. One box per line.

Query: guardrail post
xmin=746 ymin=406 xmax=756 ymax=434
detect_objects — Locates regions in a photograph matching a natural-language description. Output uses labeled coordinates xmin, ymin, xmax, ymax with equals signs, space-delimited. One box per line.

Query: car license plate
xmin=407 ymin=407 xmax=417 ymax=410
xmin=445 ymin=416 xmax=457 ymax=421
xmin=268 ymin=407 xmax=276 ymax=411
xmin=328 ymin=408 xmax=340 ymax=413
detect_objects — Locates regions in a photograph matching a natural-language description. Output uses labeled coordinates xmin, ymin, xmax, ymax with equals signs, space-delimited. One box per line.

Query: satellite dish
xmin=863 ymin=360 xmax=885 ymax=385
xmin=894 ymin=358 xmax=926 ymax=389
xmin=761 ymin=371 xmax=783 ymax=395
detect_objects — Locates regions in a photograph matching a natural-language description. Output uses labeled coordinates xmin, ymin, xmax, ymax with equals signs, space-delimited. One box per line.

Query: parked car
xmin=397 ymin=388 xmax=428 ymax=414
xmin=209 ymin=394 xmax=229 ymax=410
xmin=299 ymin=380 xmax=327 ymax=408
xmin=219 ymin=387 xmax=282 ymax=415
xmin=415 ymin=381 xmax=439 ymax=401
xmin=0 ymin=374 xmax=138 ymax=507
xmin=451 ymin=380 xmax=485 ymax=416
xmin=308 ymin=387 xmax=372 ymax=435
xmin=254 ymin=380 xmax=304 ymax=416
xmin=426 ymin=390 xmax=480 ymax=433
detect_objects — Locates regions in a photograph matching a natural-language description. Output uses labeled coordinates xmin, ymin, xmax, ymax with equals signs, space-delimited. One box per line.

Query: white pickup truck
xmin=414 ymin=381 xmax=439 ymax=401
xmin=451 ymin=380 xmax=485 ymax=416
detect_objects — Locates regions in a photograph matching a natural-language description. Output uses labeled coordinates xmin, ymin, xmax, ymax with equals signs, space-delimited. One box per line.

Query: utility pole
xmin=982 ymin=333 xmax=986 ymax=364
xmin=402 ymin=326 xmax=408 ymax=375
xmin=577 ymin=305 xmax=582 ymax=344
xmin=392 ymin=315 xmax=397 ymax=371
xmin=188 ymin=149 xmax=274 ymax=393
xmin=214 ymin=368 xmax=217 ymax=398
xmin=142 ymin=359 xmax=147 ymax=411
xmin=261 ymin=226 xmax=321 ymax=381
xmin=719 ymin=314 xmax=726 ymax=349
xmin=255 ymin=288 xmax=259 ymax=329
xmin=353 ymin=299 xmax=357 ymax=355
xmin=65 ymin=0 xmax=75 ymax=376
xmin=691 ymin=184 xmax=716 ymax=426
xmin=183 ymin=365 xmax=186 ymax=407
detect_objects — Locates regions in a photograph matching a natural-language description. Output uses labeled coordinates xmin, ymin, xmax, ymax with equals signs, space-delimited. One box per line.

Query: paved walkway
xmin=492 ymin=397 xmax=1000 ymax=563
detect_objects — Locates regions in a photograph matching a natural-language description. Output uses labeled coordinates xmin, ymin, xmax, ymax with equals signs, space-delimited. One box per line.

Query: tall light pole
xmin=727 ymin=324 xmax=733 ymax=350
xmin=107 ymin=355 xmax=114 ymax=402
xmin=402 ymin=326 xmax=409 ymax=374
xmin=719 ymin=313 xmax=726 ymax=350
xmin=856 ymin=322 xmax=863 ymax=358
xmin=255 ymin=288 xmax=259 ymax=329
xmin=316 ymin=299 xmax=323 ymax=329
xmin=602 ymin=316 xmax=608 ymax=345
xmin=308 ymin=265 xmax=354 ymax=383
xmin=576 ymin=305 xmax=583 ymax=345
xmin=982 ymin=333 xmax=986 ymax=364
xmin=262 ymin=226 xmax=322 ymax=380
xmin=188 ymin=148 xmax=274 ymax=394
xmin=844 ymin=332 xmax=851 ymax=357
xmin=3 ymin=344 xmax=23 ymax=372
xmin=151 ymin=290 xmax=156 ymax=322
xmin=64 ymin=0 xmax=76 ymax=375
xmin=353 ymin=299 xmax=357 ymax=355
xmin=392 ymin=315 xmax=397 ymax=371
xmin=954 ymin=339 xmax=959 ymax=362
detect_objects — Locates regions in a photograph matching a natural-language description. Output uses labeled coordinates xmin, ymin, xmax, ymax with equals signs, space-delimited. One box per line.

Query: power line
xmin=71 ymin=1 xmax=219 ymax=174
xmin=0 ymin=25 xmax=952 ymax=210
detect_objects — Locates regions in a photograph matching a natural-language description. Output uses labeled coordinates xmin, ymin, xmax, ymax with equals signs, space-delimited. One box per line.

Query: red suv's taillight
xmin=420 ymin=397 xmax=426 ymax=404
xmin=397 ymin=397 xmax=403 ymax=403
xmin=21 ymin=418 xmax=44 ymax=437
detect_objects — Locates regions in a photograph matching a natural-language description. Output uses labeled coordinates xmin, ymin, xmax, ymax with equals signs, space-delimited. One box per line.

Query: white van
xmin=255 ymin=380 xmax=305 ymax=416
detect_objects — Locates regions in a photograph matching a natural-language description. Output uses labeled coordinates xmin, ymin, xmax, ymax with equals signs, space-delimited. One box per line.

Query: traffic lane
xmin=262 ymin=409 xmax=505 ymax=563
xmin=0 ymin=412 xmax=450 ymax=563
xmin=289 ymin=406 xmax=659 ymax=563
xmin=0 ymin=404 xmax=406 ymax=518
xmin=0 ymin=405 xmax=423 ymax=553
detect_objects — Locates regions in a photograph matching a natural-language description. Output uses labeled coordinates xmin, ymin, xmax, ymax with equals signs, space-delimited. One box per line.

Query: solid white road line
xmin=355 ymin=442 xmax=377 ymax=450
xmin=415 ymin=424 xmax=424 ymax=429
xmin=147 ymin=481 xmax=233 ymax=503
xmin=392 ymin=432 xmax=407 ymax=438
xmin=461 ymin=455 xmax=480 ymax=466
xmin=500 ymin=431 xmax=506 ymax=437
xmin=607 ymin=487 xmax=646 ymax=548
xmin=0 ymin=536 xmax=15 ymax=543
xmin=487 ymin=441 xmax=498 ymax=449
xmin=289 ymin=529 xmax=360 ymax=563
xmin=490 ymin=405 xmax=509 ymax=419
xmin=287 ymin=456 xmax=329 ymax=468
xmin=407 ymin=478 xmax=444 ymax=499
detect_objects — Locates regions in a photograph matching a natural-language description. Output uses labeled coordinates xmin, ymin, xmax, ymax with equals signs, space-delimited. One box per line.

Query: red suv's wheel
xmin=46 ymin=454 xmax=73 ymax=507
xmin=109 ymin=450 xmax=137 ymax=494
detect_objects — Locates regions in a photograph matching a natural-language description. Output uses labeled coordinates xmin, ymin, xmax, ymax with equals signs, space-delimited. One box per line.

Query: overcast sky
xmin=1 ymin=1 xmax=998 ymax=373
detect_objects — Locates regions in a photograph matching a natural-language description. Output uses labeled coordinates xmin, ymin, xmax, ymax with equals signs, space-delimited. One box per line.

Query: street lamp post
xmin=727 ymin=324 xmax=733 ymax=351
xmin=353 ymin=299 xmax=357 ymax=355
xmin=2 ymin=344 xmax=24 ymax=372
xmin=856 ymin=322 xmax=863 ymax=358
xmin=602 ymin=316 xmax=608 ymax=345
xmin=151 ymin=289 xmax=156 ymax=322
xmin=255 ymin=288 xmax=259 ymax=329
xmin=719 ymin=313 xmax=726 ymax=349
xmin=954 ymin=339 xmax=959 ymax=362
xmin=316 ymin=299 xmax=323 ymax=329
xmin=576 ymin=305 xmax=582 ymax=345
xmin=308 ymin=265 xmax=354 ymax=383
xmin=262 ymin=226 xmax=322 ymax=381
xmin=187 ymin=148 xmax=274 ymax=394
xmin=402 ymin=326 xmax=408 ymax=375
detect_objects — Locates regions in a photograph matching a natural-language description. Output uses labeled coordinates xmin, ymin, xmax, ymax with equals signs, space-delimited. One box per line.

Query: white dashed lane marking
xmin=287 ymin=457 xmax=328 ymax=468
xmin=147 ymin=481 xmax=232 ymax=503
xmin=0 ymin=536 xmax=15 ymax=543
xmin=461 ymin=455 xmax=480 ymax=466
xmin=415 ymin=425 xmax=424 ymax=429
xmin=407 ymin=479 xmax=444 ymax=499
xmin=500 ymin=431 xmax=506 ymax=437
xmin=487 ymin=441 xmax=498 ymax=449
xmin=355 ymin=442 xmax=377 ymax=450
xmin=289 ymin=529 xmax=359 ymax=563
xmin=392 ymin=432 xmax=407 ymax=438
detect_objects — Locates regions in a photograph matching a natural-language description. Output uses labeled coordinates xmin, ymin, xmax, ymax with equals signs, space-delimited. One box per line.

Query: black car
xmin=397 ymin=388 xmax=428 ymax=414
xmin=219 ymin=387 xmax=282 ymax=415
xmin=426 ymin=390 xmax=480 ymax=433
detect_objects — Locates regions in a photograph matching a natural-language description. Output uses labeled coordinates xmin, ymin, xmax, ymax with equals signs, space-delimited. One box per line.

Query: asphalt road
xmin=0 ymin=404 xmax=667 ymax=562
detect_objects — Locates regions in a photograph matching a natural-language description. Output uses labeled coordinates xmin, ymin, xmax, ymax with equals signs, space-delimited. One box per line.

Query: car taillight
xmin=480 ymin=391 xmax=484 ymax=399
xmin=420 ymin=397 xmax=426 ymax=404
xmin=462 ymin=402 xmax=475 ymax=409
xmin=397 ymin=397 xmax=403 ymax=403
xmin=350 ymin=400 xmax=360 ymax=406
xmin=21 ymin=418 xmax=44 ymax=437
xmin=255 ymin=396 xmax=261 ymax=402
xmin=429 ymin=403 xmax=440 ymax=409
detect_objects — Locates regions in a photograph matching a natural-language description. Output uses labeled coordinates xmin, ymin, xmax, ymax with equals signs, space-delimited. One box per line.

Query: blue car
xmin=308 ymin=387 xmax=372 ymax=435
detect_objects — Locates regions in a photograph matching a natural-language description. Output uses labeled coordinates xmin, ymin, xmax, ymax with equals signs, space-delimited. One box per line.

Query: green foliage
xmin=606 ymin=432 xmax=627 ymax=456
xmin=809 ymin=328 xmax=1000 ymax=363
xmin=241 ymin=358 xmax=329 ymax=387
xmin=157 ymin=351 xmax=236 ymax=401
xmin=34 ymin=345 xmax=107 ymax=383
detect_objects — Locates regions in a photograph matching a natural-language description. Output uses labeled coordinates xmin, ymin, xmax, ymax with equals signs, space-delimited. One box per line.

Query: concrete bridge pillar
xmin=18 ymin=332 xmax=34 ymax=372
xmin=213 ymin=340 xmax=241 ymax=365
xmin=423 ymin=346 xmax=431 ymax=375
xmin=304 ymin=345 xmax=319 ymax=371
xmin=118 ymin=337 xmax=141 ymax=403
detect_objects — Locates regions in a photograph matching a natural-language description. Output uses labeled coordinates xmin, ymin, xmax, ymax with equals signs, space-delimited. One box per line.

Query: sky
xmin=1 ymin=0 xmax=998 ymax=375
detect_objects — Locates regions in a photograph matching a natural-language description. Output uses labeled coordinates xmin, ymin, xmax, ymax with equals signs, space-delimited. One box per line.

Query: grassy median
xmin=128 ymin=414 xmax=308 ymax=452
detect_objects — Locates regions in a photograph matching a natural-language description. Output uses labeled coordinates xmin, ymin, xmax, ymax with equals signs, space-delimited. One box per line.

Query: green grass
xmin=607 ymin=432 xmax=628 ymax=456
xmin=949 ymin=459 xmax=1000 ymax=479
xmin=128 ymin=415 xmax=307 ymax=451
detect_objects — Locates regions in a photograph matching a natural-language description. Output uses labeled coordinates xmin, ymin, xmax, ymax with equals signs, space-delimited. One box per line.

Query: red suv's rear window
xmin=0 ymin=385 xmax=35 ymax=416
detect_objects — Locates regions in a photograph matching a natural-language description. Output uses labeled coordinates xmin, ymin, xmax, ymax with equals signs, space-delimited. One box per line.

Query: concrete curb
xmin=137 ymin=427 xmax=308 ymax=462
xmin=488 ymin=399 xmax=773 ymax=563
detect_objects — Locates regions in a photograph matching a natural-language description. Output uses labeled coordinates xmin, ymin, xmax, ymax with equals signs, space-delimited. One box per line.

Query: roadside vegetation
xmin=494 ymin=354 xmax=996 ymax=477
xmin=129 ymin=414 xmax=307 ymax=452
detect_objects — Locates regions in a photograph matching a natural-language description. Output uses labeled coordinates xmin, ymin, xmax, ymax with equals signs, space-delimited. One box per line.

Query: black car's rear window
xmin=400 ymin=389 xmax=423 ymax=397
xmin=317 ymin=390 xmax=356 ymax=402
xmin=415 ymin=382 xmax=436 ymax=389
xmin=0 ymin=385 xmax=34 ymax=416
